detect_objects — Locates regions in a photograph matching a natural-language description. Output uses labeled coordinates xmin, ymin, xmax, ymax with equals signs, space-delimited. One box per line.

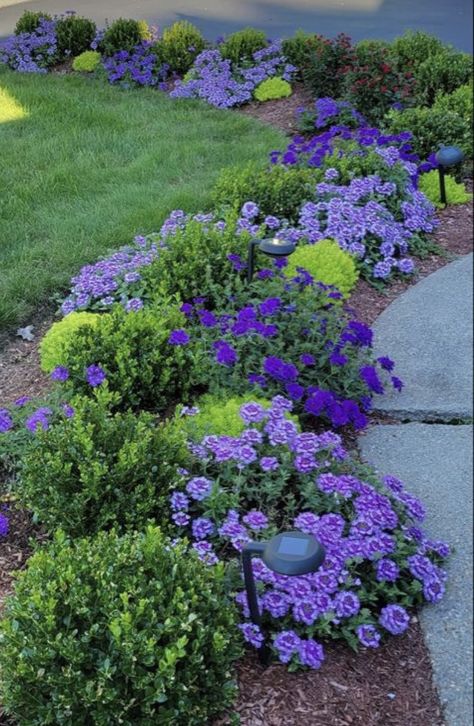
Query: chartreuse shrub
xmin=14 ymin=10 xmax=52 ymax=35
xmin=418 ymin=170 xmax=472 ymax=208
xmin=72 ymin=50 xmax=101 ymax=72
xmin=220 ymin=27 xmax=268 ymax=65
xmin=0 ymin=527 xmax=241 ymax=724
xmin=283 ymin=240 xmax=359 ymax=298
xmin=39 ymin=311 xmax=100 ymax=373
xmin=212 ymin=162 xmax=320 ymax=222
xmin=156 ymin=21 xmax=206 ymax=74
xmin=60 ymin=304 xmax=191 ymax=412
xmin=254 ymin=76 xmax=292 ymax=102
xmin=17 ymin=390 xmax=187 ymax=537
xmin=101 ymin=18 xmax=149 ymax=56
xmin=55 ymin=14 xmax=96 ymax=58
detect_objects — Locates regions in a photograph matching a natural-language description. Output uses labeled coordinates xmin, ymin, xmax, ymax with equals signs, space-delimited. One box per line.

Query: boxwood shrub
xmin=0 ymin=527 xmax=241 ymax=725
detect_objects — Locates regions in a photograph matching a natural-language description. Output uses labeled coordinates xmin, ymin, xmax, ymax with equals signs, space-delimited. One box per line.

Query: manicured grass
xmin=0 ymin=69 xmax=285 ymax=330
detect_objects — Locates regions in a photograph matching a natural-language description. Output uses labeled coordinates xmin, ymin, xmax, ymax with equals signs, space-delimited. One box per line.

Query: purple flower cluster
xmin=0 ymin=510 xmax=9 ymax=537
xmin=0 ymin=18 xmax=57 ymax=73
xmin=103 ymin=42 xmax=168 ymax=88
xmin=298 ymin=97 xmax=365 ymax=131
xmin=170 ymin=41 xmax=295 ymax=109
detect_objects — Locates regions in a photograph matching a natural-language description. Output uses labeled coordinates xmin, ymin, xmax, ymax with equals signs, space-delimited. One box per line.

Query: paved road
xmin=0 ymin=0 xmax=472 ymax=51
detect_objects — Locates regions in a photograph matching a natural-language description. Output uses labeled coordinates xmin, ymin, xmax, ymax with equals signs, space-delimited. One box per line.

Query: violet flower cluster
xmin=0 ymin=17 xmax=57 ymax=73
xmin=297 ymin=97 xmax=365 ymax=132
xmin=170 ymin=41 xmax=296 ymax=108
xmin=167 ymin=396 xmax=449 ymax=667
xmin=103 ymin=42 xmax=169 ymax=88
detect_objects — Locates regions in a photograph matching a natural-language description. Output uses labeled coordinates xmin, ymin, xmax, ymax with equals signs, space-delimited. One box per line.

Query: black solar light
xmin=435 ymin=146 xmax=465 ymax=206
xmin=247 ymin=237 xmax=296 ymax=282
xmin=242 ymin=531 xmax=325 ymax=664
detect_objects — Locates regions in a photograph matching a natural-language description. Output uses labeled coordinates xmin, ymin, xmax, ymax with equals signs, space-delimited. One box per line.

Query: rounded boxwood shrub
xmin=39 ymin=311 xmax=100 ymax=374
xmin=254 ymin=76 xmax=292 ymax=102
xmin=156 ymin=20 xmax=205 ymax=74
xmin=55 ymin=14 xmax=96 ymax=58
xmin=390 ymin=30 xmax=447 ymax=72
xmin=18 ymin=391 xmax=188 ymax=537
xmin=0 ymin=527 xmax=241 ymax=724
xmin=283 ymin=239 xmax=359 ymax=298
xmin=101 ymin=18 xmax=149 ymax=56
xmin=72 ymin=50 xmax=101 ymax=72
xmin=414 ymin=49 xmax=473 ymax=106
xmin=14 ymin=10 xmax=52 ymax=35
xmin=220 ymin=27 xmax=268 ymax=65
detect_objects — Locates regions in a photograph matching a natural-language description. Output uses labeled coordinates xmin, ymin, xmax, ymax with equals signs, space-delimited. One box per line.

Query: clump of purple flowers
xmin=0 ymin=17 xmax=57 ymax=73
xmin=170 ymin=41 xmax=295 ymax=109
xmin=103 ymin=41 xmax=168 ymax=88
xmin=0 ymin=509 xmax=9 ymax=538
xmin=167 ymin=395 xmax=449 ymax=669
xmin=297 ymin=97 xmax=365 ymax=133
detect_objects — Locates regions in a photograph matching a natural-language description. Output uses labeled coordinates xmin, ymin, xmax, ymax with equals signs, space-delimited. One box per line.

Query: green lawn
xmin=0 ymin=70 xmax=285 ymax=330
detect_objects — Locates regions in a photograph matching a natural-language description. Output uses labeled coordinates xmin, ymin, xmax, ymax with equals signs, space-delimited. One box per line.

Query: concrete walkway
xmin=0 ymin=0 xmax=472 ymax=51
xmin=359 ymin=254 xmax=474 ymax=726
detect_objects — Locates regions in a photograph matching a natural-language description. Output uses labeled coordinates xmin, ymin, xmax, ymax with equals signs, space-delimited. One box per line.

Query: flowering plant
xmin=177 ymin=272 xmax=402 ymax=430
xmin=103 ymin=41 xmax=168 ymax=88
xmin=0 ymin=17 xmax=57 ymax=73
xmin=297 ymin=97 xmax=365 ymax=134
xmin=168 ymin=396 xmax=449 ymax=668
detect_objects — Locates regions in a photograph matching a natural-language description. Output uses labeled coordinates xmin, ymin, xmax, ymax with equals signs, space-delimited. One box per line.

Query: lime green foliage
xmin=0 ymin=70 xmax=285 ymax=330
xmin=101 ymin=18 xmax=150 ymax=55
xmin=39 ymin=311 xmax=100 ymax=373
xmin=60 ymin=304 xmax=191 ymax=412
xmin=72 ymin=50 xmax=101 ymax=73
xmin=0 ymin=527 xmax=241 ymax=724
xmin=14 ymin=10 xmax=51 ymax=35
xmin=284 ymin=240 xmax=359 ymax=299
xmin=220 ymin=27 xmax=268 ymax=65
xmin=254 ymin=76 xmax=292 ymax=102
xmin=173 ymin=393 xmax=298 ymax=441
xmin=156 ymin=21 xmax=206 ymax=74
xmin=212 ymin=161 xmax=319 ymax=222
xmin=419 ymin=170 xmax=472 ymax=208
xmin=18 ymin=391 xmax=187 ymax=536
xmin=137 ymin=19 xmax=152 ymax=41
xmin=55 ymin=15 xmax=96 ymax=59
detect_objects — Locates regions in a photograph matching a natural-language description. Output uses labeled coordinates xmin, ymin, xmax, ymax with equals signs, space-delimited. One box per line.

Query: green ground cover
xmin=0 ymin=69 xmax=284 ymax=329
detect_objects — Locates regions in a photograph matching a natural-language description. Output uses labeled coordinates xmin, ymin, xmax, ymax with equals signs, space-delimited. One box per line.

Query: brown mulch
xmin=215 ymin=620 xmax=445 ymax=726
xmin=239 ymin=82 xmax=313 ymax=135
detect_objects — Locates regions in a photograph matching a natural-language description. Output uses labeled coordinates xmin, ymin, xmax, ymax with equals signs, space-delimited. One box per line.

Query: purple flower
xmin=297 ymin=639 xmax=325 ymax=669
xmin=0 ymin=512 xmax=9 ymax=537
xmin=360 ymin=365 xmax=384 ymax=395
xmin=286 ymin=383 xmax=305 ymax=401
xmin=125 ymin=297 xmax=144 ymax=312
xmin=192 ymin=517 xmax=215 ymax=539
xmin=172 ymin=511 xmax=190 ymax=527
xmin=379 ymin=604 xmax=410 ymax=635
xmin=241 ymin=201 xmax=259 ymax=219
xmin=391 ymin=376 xmax=404 ymax=391
xmin=14 ymin=396 xmax=31 ymax=407
xmin=239 ymin=402 xmax=266 ymax=424
xmin=329 ymin=351 xmax=348 ymax=366
xmin=192 ymin=540 xmax=219 ymax=565
xmin=334 ymin=591 xmax=360 ymax=618
xmin=260 ymin=456 xmax=279 ymax=472
xmin=377 ymin=356 xmax=395 ymax=372
xmin=423 ymin=576 xmax=445 ymax=604
xmin=294 ymin=512 xmax=319 ymax=536
xmin=300 ymin=353 xmax=316 ymax=366
xmin=273 ymin=630 xmax=301 ymax=663
xmin=259 ymin=297 xmax=281 ymax=316
xmin=85 ymin=365 xmax=106 ymax=387
xmin=356 ymin=624 xmax=381 ymax=648
xmin=50 ymin=366 xmax=69 ymax=382
xmin=407 ymin=554 xmax=435 ymax=581
xmin=292 ymin=598 xmax=319 ymax=625
xmin=168 ymin=329 xmax=190 ymax=346
xmin=0 ymin=409 xmax=14 ymax=434
xmin=242 ymin=510 xmax=269 ymax=531
xmin=25 ymin=407 xmax=52 ymax=432
xmin=263 ymin=356 xmax=298 ymax=382
xmin=62 ymin=404 xmax=75 ymax=418
xmin=239 ymin=622 xmax=264 ymax=648
xmin=376 ymin=559 xmax=400 ymax=582
xmin=186 ymin=476 xmax=213 ymax=501
xmin=170 ymin=491 xmax=189 ymax=511
xmin=214 ymin=341 xmax=238 ymax=366
xmin=261 ymin=590 xmax=291 ymax=617
xmin=236 ymin=444 xmax=258 ymax=466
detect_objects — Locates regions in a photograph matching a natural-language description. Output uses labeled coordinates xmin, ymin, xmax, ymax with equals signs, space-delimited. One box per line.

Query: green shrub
xmin=390 ymin=30 xmax=447 ymax=71
xmin=418 ymin=170 xmax=472 ymax=208
xmin=14 ymin=10 xmax=51 ymax=35
xmin=60 ymin=304 xmax=191 ymax=412
xmin=156 ymin=21 xmax=205 ymax=74
xmin=385 ymin=105 xmax=472 ymax=160
xmin=39 ymin=311 xmax=101 ymax=374
xmin=0 ymin=527 xmax=241 ymax=725
xmin=414 ymin=50 xmax=473 ymax=106
xmin=220 ymin=27 xmax=268 ymax=65
xmin=254 ymin=76 xmax=292 ymax=102
xmin=101 ymin=18 xmax=148 ymax=56
xmin=212 ymin=162 xmax=320 ymax=223
xmin=281 ymin=30 xmax=313 ymax=75
xmin=283 ymin=239 xmax=359 ymax=298
xmin=18 ymin=391 xmax=187 ymax=537
xmin=55 ymin=14 xmax=97 ymax=58
xmin=433 ymin=82 xmax=473 ymax=122
xmin=72 ymin=50 xmax=101 ymax=72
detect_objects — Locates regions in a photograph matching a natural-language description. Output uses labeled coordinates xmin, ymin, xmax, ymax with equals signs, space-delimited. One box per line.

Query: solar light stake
xmin=246 ymin=237 xmax=296 ymax=283
xmin=435 ymin=146 xmax=465 ymax=206
xmin=242 ymin=532 xmax=325 ymax=666
xmin=246 ymin=239 xmax=260 ymax=284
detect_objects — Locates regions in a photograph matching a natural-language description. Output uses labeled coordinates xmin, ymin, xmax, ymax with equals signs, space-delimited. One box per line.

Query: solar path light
xmin=247 ymin=237 xmax=296 ymax=283
xmin=435 ymin=146 xmax=465 ymax=206
xmin=242 ymin=531 xmax=325 ymax=664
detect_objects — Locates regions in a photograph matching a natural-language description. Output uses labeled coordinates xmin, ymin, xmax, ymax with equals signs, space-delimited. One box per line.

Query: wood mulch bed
xmin=1 ymin=90 xmax=472 ymax=725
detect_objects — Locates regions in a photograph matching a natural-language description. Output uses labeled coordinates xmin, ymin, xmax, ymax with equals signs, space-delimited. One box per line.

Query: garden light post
xmin=247 ymin=237 xmax=296 ymax=283
xmin=242 ymin=531 xmax=326 ymax=665
xmin=435 ymin=146 xmax=465 ymax=206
